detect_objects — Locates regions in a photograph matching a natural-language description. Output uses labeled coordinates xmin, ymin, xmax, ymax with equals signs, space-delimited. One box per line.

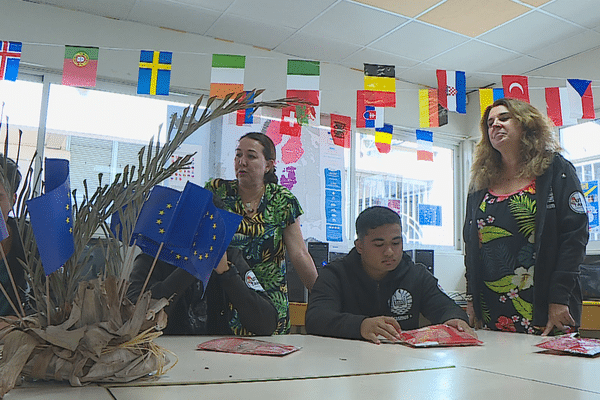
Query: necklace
xmin=242 ymin=187 xmax=265 ymax=214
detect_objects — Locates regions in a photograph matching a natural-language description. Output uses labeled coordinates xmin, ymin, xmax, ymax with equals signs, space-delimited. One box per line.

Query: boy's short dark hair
xmin=0 ymin=155 xmax=21 ymax=196
xmin=355 ymin=206 xmax=402 ymax=239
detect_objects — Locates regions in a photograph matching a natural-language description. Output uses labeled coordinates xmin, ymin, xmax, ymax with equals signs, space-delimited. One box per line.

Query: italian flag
xmin=286 ymin=60 xmax=320 ymax=126
xmin=210 ymin=54 xmax=245 ymax=99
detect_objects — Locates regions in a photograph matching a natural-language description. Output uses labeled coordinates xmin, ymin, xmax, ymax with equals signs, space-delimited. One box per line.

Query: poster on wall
xmin=582 ymin=180 xmax=599 ymax=230
xmin=320 ymin=125 xmax=346 ymax=252
xmin=165 ymin=144 xmax=202 ymax=191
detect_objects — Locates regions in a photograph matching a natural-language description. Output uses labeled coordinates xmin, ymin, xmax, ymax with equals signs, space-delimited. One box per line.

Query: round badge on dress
xmin=569 ymin=191 xmax=587 ymax=214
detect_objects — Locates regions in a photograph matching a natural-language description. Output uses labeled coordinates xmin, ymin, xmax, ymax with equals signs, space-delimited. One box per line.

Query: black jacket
xmin=306 ymin=248 xmax=468 ymax=339
xmin=464 ymin=153 xmax=589 ymax=327
xmin=0 ymin=218 xmax=26 ymax=316
xmin=127 ymin=248 xmax=278 ymax=335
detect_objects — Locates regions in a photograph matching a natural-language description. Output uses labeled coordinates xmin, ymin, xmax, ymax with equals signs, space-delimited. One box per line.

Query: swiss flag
xmin=280 ymin=106 xmax=301 ymax=137
xmin=502 ymin=75 xmax=530 ymax=103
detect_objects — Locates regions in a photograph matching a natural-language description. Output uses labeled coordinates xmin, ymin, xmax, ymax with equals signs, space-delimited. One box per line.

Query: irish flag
xmin=62 ymin=45 xmax=99 ymax=87
xmin=210 ymin=54 xmax=245 ymax=99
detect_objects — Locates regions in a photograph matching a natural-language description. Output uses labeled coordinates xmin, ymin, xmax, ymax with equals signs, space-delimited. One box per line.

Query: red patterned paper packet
xmin=397 ymin=324 xmax=483 ymax=347
xmin=536 ymin=335 xmax=600 ymax=357
xmin=197 ymin=338 xmax=301 ymax=356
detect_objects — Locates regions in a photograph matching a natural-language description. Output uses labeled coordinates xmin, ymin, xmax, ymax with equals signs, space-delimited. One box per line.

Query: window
xmin=354 ymin=131 xmax=457 ymax=251
xmin=560 ymin=120 xmax=600 ymax=251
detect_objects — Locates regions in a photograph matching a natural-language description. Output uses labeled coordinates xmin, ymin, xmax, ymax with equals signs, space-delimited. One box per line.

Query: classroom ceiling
xmin=22 ymin=0 xmax=600 ymax=89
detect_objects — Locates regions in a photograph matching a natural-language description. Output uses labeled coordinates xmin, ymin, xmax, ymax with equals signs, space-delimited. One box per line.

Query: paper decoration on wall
xmin=479 ymin=88 xmax=504 ymax=117
xmin=356 ymin=91 xmax=384 ymax=128
xmin=62 ymin=45 xmax=99 ymax=87
xmin=567 ymin=78 xmax=595 ymax=120
xmin=236 ymin=91 xmax=257 ymax=126
xmin=416 ymin=129 xmax=434 ymax=161
xmin=375 ymin=123 xmax=393 ymax=154
xmin=0 ymin=41 xmax=22 ymax=81
xmin=436 ymin=70 xmax=466 ymax=114
xmin=287 ymin=60 xmax=320 ymax=125
xmin=502 ymin=75 xmax=529 ymax=103
xmin=545 ymin=87 xmax=577 ymax=127
xmin=210 ymin=54 xmax=245 ymax=99
xmin=582 ymin=180 xmax=599 ymax=230
xmin=363 ymin=64 xmax=396 ymax=107
xmin=418 ymin=204 xmax=442 ymax=226
xmin=419 ymin=88 xmax=448 ymax=128
xmin=137 ymin=50 xmax=172 ymax=96
xmin=280 ymin=106 xmax=302 ymax=136
xmin=330 ymin=114 xmax=351 ymax=148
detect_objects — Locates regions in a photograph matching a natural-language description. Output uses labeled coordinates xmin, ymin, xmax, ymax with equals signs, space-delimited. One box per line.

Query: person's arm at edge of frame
xmin=283 ymin=218 xmax=318 ymax=291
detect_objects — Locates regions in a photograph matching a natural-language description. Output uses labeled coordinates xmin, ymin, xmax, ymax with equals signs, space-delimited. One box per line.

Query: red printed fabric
xmin=197 ymin=338 xmax=300 ymax=356
xmin=398 ymin=324 xmax=483 ymax=347
xmin=536 ymin=335 xmax=600 ymax=357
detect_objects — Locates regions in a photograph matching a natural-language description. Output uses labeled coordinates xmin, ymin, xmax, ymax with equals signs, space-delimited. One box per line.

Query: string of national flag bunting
xmin=1 ymin=40 xmax=596 ymax=161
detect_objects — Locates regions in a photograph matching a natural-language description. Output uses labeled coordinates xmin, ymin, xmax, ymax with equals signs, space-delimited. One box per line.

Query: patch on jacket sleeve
xmin=569 ymin=191 xmax=587 ymax=214
xmin=245 ymin=270 xmax=265 ymax=292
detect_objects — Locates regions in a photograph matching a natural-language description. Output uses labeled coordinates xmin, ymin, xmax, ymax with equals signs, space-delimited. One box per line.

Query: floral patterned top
xmin=205 ymin=178 xmax=303 ymax=335
xmin=476 ymin=180 xmax=537 ymax=333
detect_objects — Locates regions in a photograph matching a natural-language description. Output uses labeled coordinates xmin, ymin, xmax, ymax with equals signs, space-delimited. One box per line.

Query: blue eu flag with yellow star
xmin=133 ymin=183 xmax=242 ymax=290
xmin=26 ymin=158 xmax=75 ymax=275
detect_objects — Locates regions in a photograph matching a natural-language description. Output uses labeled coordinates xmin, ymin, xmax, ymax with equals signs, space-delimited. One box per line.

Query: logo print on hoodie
xmin=390 ymin=288 xmax=412 ymax=318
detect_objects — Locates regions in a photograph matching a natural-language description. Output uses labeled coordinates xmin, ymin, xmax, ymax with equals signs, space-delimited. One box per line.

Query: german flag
xmin=419 ymin=89 xmax=448 ymax=128
xmin=363 ymin=63 xmax=396 ymax=107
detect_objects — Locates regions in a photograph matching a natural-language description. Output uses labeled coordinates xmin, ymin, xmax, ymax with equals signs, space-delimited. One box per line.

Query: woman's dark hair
xmin=355 ymin=206 xmax=402 ymax=239
xmin=239 ymin=132 xmax=278 ymax=184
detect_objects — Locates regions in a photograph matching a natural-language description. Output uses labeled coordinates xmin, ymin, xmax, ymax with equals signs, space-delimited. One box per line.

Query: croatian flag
xmin=0 ymin=41 xmax=22 ymax=81
xmin=567 ymin=79 xmax=595 ymax=120
xmin=436 ymin=70 xmax=466 ymax=114
xmin=416 ymin=129 xmax=434 ymax=162
xmin=545 ymin=87 xmax=577 ymax=127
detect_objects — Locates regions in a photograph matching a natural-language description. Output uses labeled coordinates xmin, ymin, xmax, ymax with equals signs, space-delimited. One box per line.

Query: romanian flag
xmin=363 ymin=64 xmax=396 ymax=107
xmin=62 ymin=45 xmax=99 ymax=87
xmin=416 ymin=129 xmax=434 ymax=162
xmin=0 ymin=41 xmax=22 ymax=81
xmin=479 ymin=88 xmax=504 ymax=117
xmin=419 ymin=89 xmax=448 ymax=128
xmin=437 ymin=70 xmax=466 ymax=114
xmin=210 ymin=54 xmax=245 ymax=99
xmin=287 ymin=60 xmax=320 ymax=125
xmin=330 ymin=114 xmax=351 ymax=148
xmin=567 ymin=78 xmax=595 ymax=120
xmin=375 ymin=123 xmax=393 ymax=154
xmin=137 ymin=50 xmax=172 ymax=96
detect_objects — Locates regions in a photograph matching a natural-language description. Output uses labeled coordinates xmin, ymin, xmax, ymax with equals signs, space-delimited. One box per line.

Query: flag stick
xmin=136 ymin=242 xmax=163 ymax=305
xmin=46 ymin=276 xmax=50 ymax=326
xmin=0 ymin=244 xmax=25 ymax=317
xmin=118 ymin=238 xmax=137 ymax=305
xmin=0 ymin=279 xmax=22 ymax=321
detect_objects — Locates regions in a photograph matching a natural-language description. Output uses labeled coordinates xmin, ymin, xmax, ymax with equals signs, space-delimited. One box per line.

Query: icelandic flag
xmin=0 ymin=41 xmax=22 ymax=81
xmin=436 ymin=70 xmax=466 ymax=114
xmin=416 ymin=129 xmax=434 ymax=162
xmin=545 ymin=87 xmax=577 ymax=127
xmin=567 ymin=79 xmax=595 ymax=120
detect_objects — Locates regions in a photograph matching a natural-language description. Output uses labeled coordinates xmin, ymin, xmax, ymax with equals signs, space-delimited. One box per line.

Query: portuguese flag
xmin=62 ymin=45 xmax=99 ymax=87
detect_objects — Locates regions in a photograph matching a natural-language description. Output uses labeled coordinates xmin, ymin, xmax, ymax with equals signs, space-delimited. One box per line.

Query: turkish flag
xmin=502 ymin=75 xmax=530 ymax=103
xmin=280 ymin=106 xmax=301 ymax=137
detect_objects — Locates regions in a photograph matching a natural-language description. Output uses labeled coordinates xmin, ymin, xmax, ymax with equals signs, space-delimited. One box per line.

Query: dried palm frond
xmin=0 ymin=90 xmax=295 ymax=396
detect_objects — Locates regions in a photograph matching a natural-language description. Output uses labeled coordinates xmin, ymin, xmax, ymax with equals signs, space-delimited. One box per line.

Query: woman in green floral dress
xmin=206 ymin=132 xmax=318 ymax=335
xmin=464 ymin=98 xmax=588 ymax=335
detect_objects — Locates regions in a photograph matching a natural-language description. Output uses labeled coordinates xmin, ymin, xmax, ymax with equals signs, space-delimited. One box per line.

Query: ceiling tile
xmin=528 ymin=29 xmax=600 ymax=63
xmin=426 ymin=40 xmax=517 ymax=72
xmin=206 ymin=14 xmax=296 ymax=50
xmin=275 ymin=33 xmax=362 ymax=63
xmin=352 ymin=0 xmax=442 ymax=18
xmin=395 ymin=65 xmax=438 ymax=87
xmin=542 ymin=0 xmax=600 ymax=29
xmin=478 ymin=11 xmax=584 ymax=55
xmin=305 ymin=1 xmax=407 ymax=46
xmin=419 ymin=0 xmax=530 ymax=37
xmin=163 ymin=0 xmax=235 ymax=13
xmin=340 ymin=48 xmax=420 ymax=71
xmin=484 ymin=55 xmax=546 ymax=75
xmin=520 ymin=0 xmax=552 ymax=6
xmin=226 ymin=0 xmax=337 ymax=30
xmin=128 ymin=0 xmax=221 ymax=35
xmin=370 ymin=22 xmax=468 ymax=62
xmin=32 ymin=0 xmax=137 ymax=19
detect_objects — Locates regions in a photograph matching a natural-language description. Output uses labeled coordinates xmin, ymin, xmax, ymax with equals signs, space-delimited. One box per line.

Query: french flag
xmin=416 ymin=129 xmax=434 ymax=162
xmin=545 ymin=87 xmax=577 ymax=127
xmin=567 ymin=79 xmax=595 ymax=120
xmin=436 ymin=70 xmax=466 ymax=114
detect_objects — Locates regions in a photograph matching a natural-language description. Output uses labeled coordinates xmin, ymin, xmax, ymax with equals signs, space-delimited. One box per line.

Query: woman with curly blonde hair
xmin=464 ymin=98 xmax=588 ymax=336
